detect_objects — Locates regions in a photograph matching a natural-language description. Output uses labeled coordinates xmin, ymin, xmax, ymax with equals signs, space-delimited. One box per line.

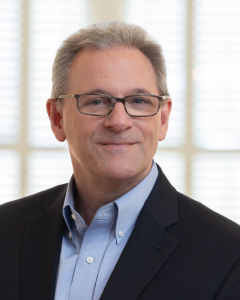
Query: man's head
xmin=47 ymin=22 xmax=172 ymax=188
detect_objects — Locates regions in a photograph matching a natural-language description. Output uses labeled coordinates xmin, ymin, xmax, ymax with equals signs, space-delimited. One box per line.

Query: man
xmin=1 ymin=22 xmax=240 ymax=300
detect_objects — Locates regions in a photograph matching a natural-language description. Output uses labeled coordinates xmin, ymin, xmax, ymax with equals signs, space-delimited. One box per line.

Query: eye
xmin=85 ymin=97 xmax=110 ymax=106
xmin=91 ymin=99 xmax=103 ymax=105
xmin=133 ymin=98 xmax=144 ymax=103
xmin=131 ymin=97 xmax=151 ymax=104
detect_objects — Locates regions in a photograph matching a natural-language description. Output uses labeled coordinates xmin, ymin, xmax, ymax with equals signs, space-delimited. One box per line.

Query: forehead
xmin=68 ymin=46 xmax=159 ymax=96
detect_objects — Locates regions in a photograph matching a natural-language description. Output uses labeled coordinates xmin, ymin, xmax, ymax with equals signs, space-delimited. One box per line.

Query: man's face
xmin=50 ymin=46 xmax=171 ymax=184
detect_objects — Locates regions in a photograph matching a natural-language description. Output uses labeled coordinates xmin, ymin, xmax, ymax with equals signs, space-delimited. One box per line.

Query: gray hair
xmin=51 ymin=22 xmax=169 ymax=105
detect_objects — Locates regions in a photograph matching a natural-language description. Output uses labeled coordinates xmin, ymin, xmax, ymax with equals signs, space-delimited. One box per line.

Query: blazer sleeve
xmin=214 ymin=257 xmax=240 ymax=299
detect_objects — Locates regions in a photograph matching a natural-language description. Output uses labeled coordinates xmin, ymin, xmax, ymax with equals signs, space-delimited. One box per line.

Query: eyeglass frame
xmin=56 ymin=93 xmax=170 ymax=117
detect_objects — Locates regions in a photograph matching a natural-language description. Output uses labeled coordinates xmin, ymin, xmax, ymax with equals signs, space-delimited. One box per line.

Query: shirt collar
xmin=62 ymin=175 xmax=77 ymax=245
xmin=114 ymin=160 xmax=158 ymax=244
xmin=62 ymin=160 xmax=158 ymax=245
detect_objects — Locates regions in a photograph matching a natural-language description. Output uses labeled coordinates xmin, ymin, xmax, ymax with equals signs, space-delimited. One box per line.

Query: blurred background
xmin=0 ymin=0 xmax=240 ymax=223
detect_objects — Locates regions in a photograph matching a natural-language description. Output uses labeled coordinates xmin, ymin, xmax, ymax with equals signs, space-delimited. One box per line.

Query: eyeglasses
xmin=57 ymin=93 xmax=169 ymax=117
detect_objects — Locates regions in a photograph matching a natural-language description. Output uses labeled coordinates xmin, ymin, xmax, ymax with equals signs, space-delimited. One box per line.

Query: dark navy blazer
xmin=1 ymin=166 xmax=240 ymax=300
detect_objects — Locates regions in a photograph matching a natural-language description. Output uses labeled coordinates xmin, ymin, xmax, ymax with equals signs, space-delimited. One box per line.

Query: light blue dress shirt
xmin=54 ymin=161 xmax=158 ymax=300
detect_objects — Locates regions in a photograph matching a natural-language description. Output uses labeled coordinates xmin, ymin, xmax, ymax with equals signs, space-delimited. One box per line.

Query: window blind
xmin=192 ymin=153 xmax=240 ymax=224
xmin=28 ymin=0 xmax=87 ymax=148
xmin=154 ymin=150 xmax=185 ymax=193
xmin=27 ymin=150 xmax=73 ymax=195
xmin=192 ymin=0 xmax=240 ymax=223
xmin=0 ymin=150 xmax=20 ymax=204
xmin=0 ymin=1 xmax=21 ymax=145
xmin=192 ymin=0 xmax=240 ymax=150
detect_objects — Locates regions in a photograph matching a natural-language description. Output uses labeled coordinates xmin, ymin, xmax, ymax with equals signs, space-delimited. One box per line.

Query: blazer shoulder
xmin=0 ymin=184 xmax=68 ymax=225
xmin=176 ymin=192 xmax=240 ymax=245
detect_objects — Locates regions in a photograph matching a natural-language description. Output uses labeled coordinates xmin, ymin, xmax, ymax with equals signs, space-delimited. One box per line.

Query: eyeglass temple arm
xmin=57 ymin=94 xmax=76 ymax=99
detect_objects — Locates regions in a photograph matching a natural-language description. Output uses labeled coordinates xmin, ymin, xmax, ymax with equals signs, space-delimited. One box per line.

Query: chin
xmin=99 ymin=160 xmax=148 ymax=181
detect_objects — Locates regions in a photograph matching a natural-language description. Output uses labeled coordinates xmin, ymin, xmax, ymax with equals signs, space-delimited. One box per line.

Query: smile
xmin=100 ymin=142 xmax=138 ymax=149
xmin=102 ymin=142 xmax=135 ymax=145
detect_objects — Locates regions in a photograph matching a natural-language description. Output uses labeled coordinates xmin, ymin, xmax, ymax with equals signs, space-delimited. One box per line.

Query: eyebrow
xmin=84 ymin=88 xmax=153 ymax=96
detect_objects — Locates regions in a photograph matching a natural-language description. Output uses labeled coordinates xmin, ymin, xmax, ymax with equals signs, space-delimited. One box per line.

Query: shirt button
xmin=71 ymin=214 xmax=77 ymax=221
xmin=87 ymin=257 xmax=94 ymax=264
xmin=69 ymin=232 xmax=72 ymax=238
xmin=118 ymin=230 xmax=124 ymax=237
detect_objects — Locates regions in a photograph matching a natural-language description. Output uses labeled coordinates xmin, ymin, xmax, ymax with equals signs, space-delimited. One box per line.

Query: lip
xmin=100 ymin=142 xmax=138 ymax=148
xmin=102 ymin=142 xmax=135 ymax=145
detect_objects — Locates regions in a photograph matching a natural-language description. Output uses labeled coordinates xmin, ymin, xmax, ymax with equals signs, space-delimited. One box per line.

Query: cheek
xmin=139 ymin=120 xmax=161 ymax=153
xmin=62 ymin=115 xmax=84 ymax=152
xmin=146 ymin=116 xmax=161 ymax=139
xmin=66 ymin=117 xmax=100 ymax=152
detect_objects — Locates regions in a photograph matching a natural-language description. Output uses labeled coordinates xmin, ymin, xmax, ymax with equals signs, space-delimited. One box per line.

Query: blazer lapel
xmin=21 ymin=186 xmax=67 ymax=300
xmin=100 ymin=166 xmax=180 ymax=300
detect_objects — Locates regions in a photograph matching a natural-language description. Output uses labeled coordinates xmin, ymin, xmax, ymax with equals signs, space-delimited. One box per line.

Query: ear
xmin=159 ymin=98 xmax=172 ymax=141
xmin=46 ymin=99 xmax=66 ymax=142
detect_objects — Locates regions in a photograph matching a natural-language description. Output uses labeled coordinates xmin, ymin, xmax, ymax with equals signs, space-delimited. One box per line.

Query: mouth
xmin=100 ymin=142 xmax=138 ymax=149
xmin=102 ymin=142 xmax=135 ymax=145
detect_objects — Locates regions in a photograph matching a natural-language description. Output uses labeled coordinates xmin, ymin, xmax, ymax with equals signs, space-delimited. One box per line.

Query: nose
xmin=104 ymin=102 xmax=133 ymax=132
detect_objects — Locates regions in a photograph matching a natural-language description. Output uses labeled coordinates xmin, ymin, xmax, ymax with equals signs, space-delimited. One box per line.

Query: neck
xmin=73 ymin=167 xmax=151 ymax=226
